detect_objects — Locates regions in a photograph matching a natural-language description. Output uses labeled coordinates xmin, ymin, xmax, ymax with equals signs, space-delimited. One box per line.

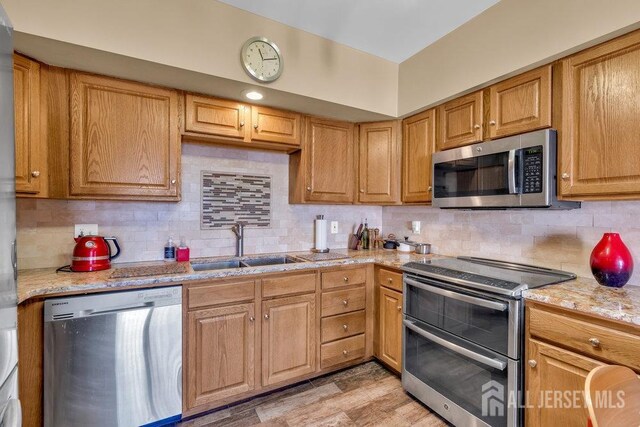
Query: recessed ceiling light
xmin=244 ymin=90 xmax=263 ymax=100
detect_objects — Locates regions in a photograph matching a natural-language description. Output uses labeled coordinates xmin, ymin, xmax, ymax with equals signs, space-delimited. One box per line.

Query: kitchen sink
xmin=191 ymin=255 xmax=305 ymax=271
xmin=191 ymin=260 xmax=246 ymax=271
xmin=241 ymin=256 xmax=303 ymax=267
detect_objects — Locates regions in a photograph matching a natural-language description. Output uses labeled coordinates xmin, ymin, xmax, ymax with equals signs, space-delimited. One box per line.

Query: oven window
xmin=433 ymin=153 xmax=511 ymax=198
xmin=405 ymin=280 xmax=510 ymax=356
xmin=404 ymin=321 xmax=511 ymax=427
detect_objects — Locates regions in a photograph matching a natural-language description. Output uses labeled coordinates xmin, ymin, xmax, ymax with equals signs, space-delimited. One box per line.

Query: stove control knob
xmin=528 ymin=359 xmax=537 ymax=368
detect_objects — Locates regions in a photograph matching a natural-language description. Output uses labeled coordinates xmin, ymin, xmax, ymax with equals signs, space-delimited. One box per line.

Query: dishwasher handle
xmin=80 ymin=301 xmax=156 ymax=317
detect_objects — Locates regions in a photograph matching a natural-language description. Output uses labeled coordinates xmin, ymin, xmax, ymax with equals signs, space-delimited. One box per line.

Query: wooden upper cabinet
xmin=69 ymin=72 xmax=180 ymax=200
xmin=437 ymin=91 xmax=483 ymax=151
xmin=185 ymin=94 xmax=249 ymax=140
xmin=488 ymin=65 xmax=552 ymax=139
xmin=402 ymin=109 xmax=435 ymax=203
xmin=262 ymin=293 xmax=316 ymax=386
xmin=560 ymin=30 xmax=640 ymax=199
xmin=358 ymin=120 xmax=401 ymax=204
xmin=13 ymin=54 xmax=45 ymax=196
xmin=295 ymin=117 xmax=354 ymax=204
xmin=377 ymin=286 xmax=402 ymax=372
xmin=186 ymin=303 xmax=256 ymax=410
xmin=251 ymin=106 xmax=300 ymax=146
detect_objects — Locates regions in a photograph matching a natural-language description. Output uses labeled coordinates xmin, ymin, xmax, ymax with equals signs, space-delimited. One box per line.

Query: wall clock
xmin=241 ymin=36 xmax=283 ymax=83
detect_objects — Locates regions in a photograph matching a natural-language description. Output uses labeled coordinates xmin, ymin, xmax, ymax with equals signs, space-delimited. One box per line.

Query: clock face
xmin=241 ymin=37 xmax=282 ymax=82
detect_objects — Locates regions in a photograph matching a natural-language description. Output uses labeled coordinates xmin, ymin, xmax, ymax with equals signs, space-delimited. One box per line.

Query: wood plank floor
xmin=179 ymin=362 xmax=449 ymax=426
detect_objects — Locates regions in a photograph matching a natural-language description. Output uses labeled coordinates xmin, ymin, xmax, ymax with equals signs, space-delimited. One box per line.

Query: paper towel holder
xmin=312 ymin=214 xmax=330 ymax=253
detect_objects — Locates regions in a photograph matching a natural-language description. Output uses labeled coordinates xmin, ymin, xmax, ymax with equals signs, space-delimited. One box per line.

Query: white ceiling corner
xmin=217 ymin=0 xmax=500 ymax=63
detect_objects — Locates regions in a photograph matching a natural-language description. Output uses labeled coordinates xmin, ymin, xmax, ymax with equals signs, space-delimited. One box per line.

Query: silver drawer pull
xmin=343 ymin=276 xmax=349 ymax=282
xmin=264 ymin=314 xmax=269 ymax=320
xmin=343 ymin=324 xmax=348 ymax=330
xmin=404 ymin=277 xmax=508 ymax=311
xmin=589 ymin=337 xmax=600 ymax=348
xmin=342 ymin=299 xmax=348 ymax=306
xmin=342 ymin=350 xmax=348 ymax=356
xmin=403 ymin=319 xmax=507 ymax=371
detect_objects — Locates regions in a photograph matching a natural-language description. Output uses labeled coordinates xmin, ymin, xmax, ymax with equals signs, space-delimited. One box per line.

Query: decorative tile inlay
xmin=201 ymin=171 xmax=271 ymax=228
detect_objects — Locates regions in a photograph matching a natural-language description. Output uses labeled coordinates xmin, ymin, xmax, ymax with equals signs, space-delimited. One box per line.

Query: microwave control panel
xmin=523 ymin=146 xmax=543 ymax=193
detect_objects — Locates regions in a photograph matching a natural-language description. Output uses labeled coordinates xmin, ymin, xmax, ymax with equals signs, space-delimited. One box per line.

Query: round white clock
xmin=241 ymin=36 xmax=283 ymax=83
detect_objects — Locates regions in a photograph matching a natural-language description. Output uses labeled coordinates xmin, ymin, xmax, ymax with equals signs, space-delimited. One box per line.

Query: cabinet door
xmin=437 ymin=91 xmax=483 ymax=151
xmin=13 ymin=54 xmax=43 ymax=195
xmin=358 ymin=121 xmax=401 ymax=204
xmin=185 ymin=94 xmax=249 ymax=140
xmin=262 ymin=293 xmax=316 ymax=386
xmin=251 ymin=106 xmax=300 ymax=146
xmin=186 ymin=303 xmax=255 ymax=410
xmin=304 ymin=117 xmax=355 ymax=203
xmin=526 ymin=339 xmax=602 ymax=427
xmin=378 ymin=287 xmax=402 ymax=372
xmin=560 ymin=30 xmax=640 ymax=199
xmin=402 ymin=109 xmax=435 ymax=203
xmin=69 ymin=72 xmax=180 ymax=200
xmin=488 ymin=66 xmax=552 ymax=139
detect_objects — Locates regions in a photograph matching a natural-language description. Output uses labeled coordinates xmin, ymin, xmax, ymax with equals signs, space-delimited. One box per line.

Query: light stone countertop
xmin=17 ymin=249 xmax=433 ymax=303
xmin=523 ymin=278 xmax=640 ymax=326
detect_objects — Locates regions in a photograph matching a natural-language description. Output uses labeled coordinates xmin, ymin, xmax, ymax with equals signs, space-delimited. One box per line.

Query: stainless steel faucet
xmin=231 ymin=222 xmax=245 ymax=257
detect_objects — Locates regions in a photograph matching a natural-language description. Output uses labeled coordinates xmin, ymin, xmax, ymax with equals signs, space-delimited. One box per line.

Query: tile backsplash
xmin=16 ymin=143 xmax=382 ymax=270
xmin=383 ymin=202 xmax=640 ymax=285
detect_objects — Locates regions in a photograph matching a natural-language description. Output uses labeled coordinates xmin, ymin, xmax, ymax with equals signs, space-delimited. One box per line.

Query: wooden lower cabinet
xmin=262 ymin=293 xmax=317 ymax=386
xmin=186 ymin=303 xmax=256 ymax=410
xmin=526 ymin=339 xmax=602 ymax=427
xmin=377 ymin=286 xmax=403 ymax=372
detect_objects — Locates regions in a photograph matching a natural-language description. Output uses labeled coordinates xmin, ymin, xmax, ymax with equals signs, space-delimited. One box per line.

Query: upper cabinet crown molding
xmin=69 ymin=72 xmax=181 ymax=201
xmin=560 ymin=29 xmax=640 ymax=200
xmin=14 ymin=53 xmax=46 ymax=197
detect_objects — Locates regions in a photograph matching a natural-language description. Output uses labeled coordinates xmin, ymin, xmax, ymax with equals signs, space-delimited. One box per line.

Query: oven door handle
xmin=404 ymin=277 xmax=508 ymax=311
xmin=403 ymin=319 xmax=507 ymax=371
xmin=508 ymin=148 xmax=518 ymax=194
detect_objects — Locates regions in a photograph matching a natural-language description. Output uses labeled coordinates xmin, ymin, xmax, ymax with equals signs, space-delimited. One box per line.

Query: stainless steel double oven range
xmin=401 ymin=257 xmax=575 ymax=427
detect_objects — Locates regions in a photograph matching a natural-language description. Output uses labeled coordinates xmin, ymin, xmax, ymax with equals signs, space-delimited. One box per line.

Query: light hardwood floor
xmin=179 ymin=361 xmax=448 ymax=426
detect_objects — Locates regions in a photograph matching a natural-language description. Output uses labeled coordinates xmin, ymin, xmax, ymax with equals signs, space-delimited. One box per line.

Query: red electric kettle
xmin=71 ymin=235 xmax=121 ymax=272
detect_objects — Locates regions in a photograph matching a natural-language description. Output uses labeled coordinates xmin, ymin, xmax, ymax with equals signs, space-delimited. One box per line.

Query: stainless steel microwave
xmin=431 ymin=129 xmax=580 ymax=209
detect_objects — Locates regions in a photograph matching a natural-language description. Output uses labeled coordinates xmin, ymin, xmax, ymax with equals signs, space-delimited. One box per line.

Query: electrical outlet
xmin=75 ymin=224 xmax=99 ymax=237
xmin=330 ymin=221 xmax=339 ymax=234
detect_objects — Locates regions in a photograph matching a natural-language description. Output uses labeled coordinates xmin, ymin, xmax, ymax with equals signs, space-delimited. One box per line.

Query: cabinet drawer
xmin=529 ymin=306 xmax=640 ymax=370
xmin=322 ymin=268 xmax=366 ymax=290
xmin=378 ymin=268 xmax=403 ymax=292
xmin=321 ymin=334 xmax=366 ymax=369
xmin=187 ymin=280 xmax=255 ymax=309
xmin=321 ymin=287 xmax=366 ymax=317
xmin=321 ymin=310 xmax=366 ymax=343
xmin=262 ymin=273 xmax=316 ymax=299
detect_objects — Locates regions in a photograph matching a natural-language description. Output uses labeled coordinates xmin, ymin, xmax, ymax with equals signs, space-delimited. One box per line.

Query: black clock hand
xmin=264 ymin=57 xmax=278 ymax=61
xmin=258 ymin=49 xmax=264 ymax=60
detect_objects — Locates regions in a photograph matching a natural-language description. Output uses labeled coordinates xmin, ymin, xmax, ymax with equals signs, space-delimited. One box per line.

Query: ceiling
xmin=218 ymin=0 xmax=499 ymax=63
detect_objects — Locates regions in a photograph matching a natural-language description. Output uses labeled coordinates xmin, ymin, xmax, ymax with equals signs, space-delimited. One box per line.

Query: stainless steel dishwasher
xmin=44 ymin=286 xmax=182 ymax=427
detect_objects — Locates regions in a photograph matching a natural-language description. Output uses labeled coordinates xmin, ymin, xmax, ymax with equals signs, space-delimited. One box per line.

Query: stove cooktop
xmin=402 ymin=257 xmax=576 ymax=297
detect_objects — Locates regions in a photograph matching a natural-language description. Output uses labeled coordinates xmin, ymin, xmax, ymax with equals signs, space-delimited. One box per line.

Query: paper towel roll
xmin=315 ymin=219 xmax=328 ymax=250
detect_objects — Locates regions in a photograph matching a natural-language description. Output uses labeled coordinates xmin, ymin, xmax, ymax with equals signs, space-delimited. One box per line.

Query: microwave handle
xmin=508 ymin=149 xmax=518 ymax=194
xmin=404 ymin=277 xmax=508 ymax=311
xmin=403 ymin=319 xmax=507 ymax=371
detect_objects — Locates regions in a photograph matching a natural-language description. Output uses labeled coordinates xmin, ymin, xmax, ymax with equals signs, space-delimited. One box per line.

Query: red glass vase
xmin=590 ymin=233 xmax=634 ymax=288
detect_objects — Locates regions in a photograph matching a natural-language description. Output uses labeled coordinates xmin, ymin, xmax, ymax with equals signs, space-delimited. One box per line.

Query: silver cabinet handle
xmin=404 ymin=277 xmax=508 ymax=311
xmin=31 ymin=170 xmax=40 ymax=178
xmin=589 ymin=337 xmax=600 ymax=348
xmin=306 ymin=187 xmax=311 ymax=191
xmin=249 ymin=316 xmax=255 ymax=322
xmin=562 ymin=173 xmax=570 ymax=180
xmin=264 ymin=314 xmax=269 ymax=320
xmin=342 ymin=299 xmax=348 ymax=306
xmin=171 ymin=179 xmax=176 ymax=185
xmin=342 ymin=350 xmax=348 ymax=355
xmin=489 ymin=120 xmax=496 ymax=126
xmin=528 ymin=360 xmax=537 ymax=368
xmin=403 ymin=319 xmax=507 ymax=371
xmin=343 ymin=276 xmax=349 ymax=282
xmin=359 ymin=189 xmax=364 ymax=193
xmin=254 ymin=123 xmax=259 ymax=129
xmin=427 ymin=186 xmax=432 ymax=192
xmin=397 ymin=306 xmax=402 ymax=311
xmin=473 ymin=124 xmax=480 ymax=129
xmin=343 ymin=324 xmax=348 ymax=330
xmin=240 ymin=121 xmax=245 ymax=127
